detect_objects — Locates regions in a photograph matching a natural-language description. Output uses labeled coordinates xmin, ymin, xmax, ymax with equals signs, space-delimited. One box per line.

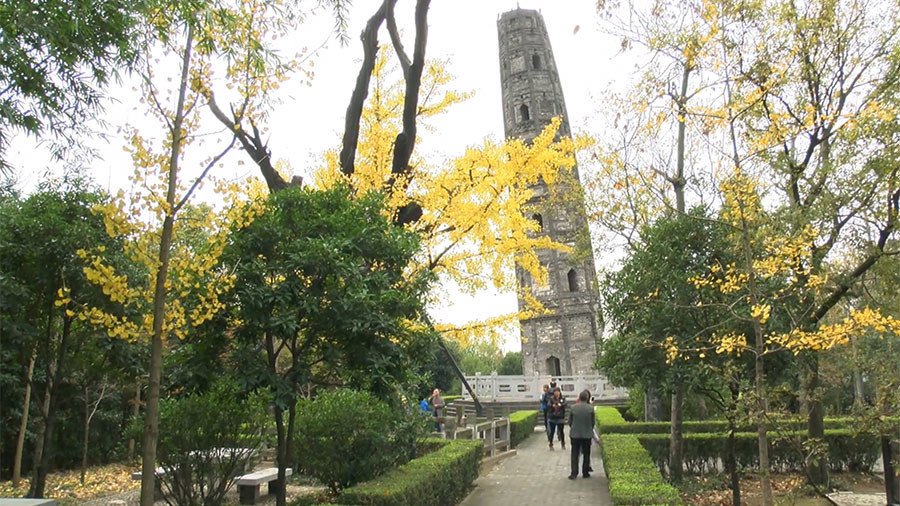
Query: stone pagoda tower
xmin=498 ymin=8 xmax=601 ymax=376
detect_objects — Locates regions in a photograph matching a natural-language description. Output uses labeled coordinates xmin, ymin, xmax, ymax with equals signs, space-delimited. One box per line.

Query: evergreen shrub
xmin=508 ymin=410 xmax=538 ymax=448
xmin=335 ymin=439 xmax=483 ymax=506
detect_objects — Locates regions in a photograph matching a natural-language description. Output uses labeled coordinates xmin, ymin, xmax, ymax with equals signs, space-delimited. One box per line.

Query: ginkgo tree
xmin=591 ymin=0 xmax=900 ymax=492
xmin=312 ymin=50 xmax=589 ymax=346
xmin=69 ymin=0 xmax=305 ymax=503
xmin=674 ymin=168 xmax=900 ymax=506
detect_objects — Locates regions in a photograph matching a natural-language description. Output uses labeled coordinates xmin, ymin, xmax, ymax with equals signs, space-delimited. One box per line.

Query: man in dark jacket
xmin=568 ymin=389 xmax=596 ymax=479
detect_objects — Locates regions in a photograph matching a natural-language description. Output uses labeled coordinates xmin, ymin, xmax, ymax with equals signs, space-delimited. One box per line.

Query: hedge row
xmin=334 ymin=438 xmax=483 ymax=506
xmin=442 ymin=395 xmax=462 ymax=404
xmin=599 ymin=433 xmax=684 ymax=506
xmin=636 ymin=429 xmax=880 ymax=475
xmin=508 ymin=410 xmax=539 ymax=448
xmin=597 ymin=408 xmax=896 ymax=435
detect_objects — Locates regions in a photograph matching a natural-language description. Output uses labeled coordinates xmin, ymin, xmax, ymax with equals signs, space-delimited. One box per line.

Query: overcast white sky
xmin=8 ymin=1 xmax=637 ymax=352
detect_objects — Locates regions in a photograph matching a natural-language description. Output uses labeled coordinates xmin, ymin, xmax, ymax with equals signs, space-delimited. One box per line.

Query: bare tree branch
xmin=385 ymin=0 xmax=411 ymax=78
xmin=206 ymin=90 xmax=289 ymax=191
xmin=339 ymin=1 xmax=390 ymax=176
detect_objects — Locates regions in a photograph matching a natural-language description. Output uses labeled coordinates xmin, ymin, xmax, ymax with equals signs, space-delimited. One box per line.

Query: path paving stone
xmin=460 ymin=427 xmax=612 ymax=506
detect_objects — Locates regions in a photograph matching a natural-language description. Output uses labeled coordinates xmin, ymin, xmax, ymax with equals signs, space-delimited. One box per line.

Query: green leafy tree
xmin=498 ymin=352 xmax=523 ymax=376
xmin=0 ymin=0 xmax=147 ymax=171
xmin=225 ymin=186 xmax=432 ymax=506
xmin=0 ymin=177 xmax=121 ymax=496
xmin=599 ymin=207 xmax=731 ymax=482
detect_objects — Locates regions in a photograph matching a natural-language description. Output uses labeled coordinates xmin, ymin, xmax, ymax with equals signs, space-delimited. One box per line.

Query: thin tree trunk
xmin=81 ymin=382 xmax=106 ymax=485
xmin=645 ymin=383 xmax=663 ymax=421
xmin=31 ymin=381 xmax=51 ymax=480
xmin=140 ymin=24 xmax=194 ymax=506
xmin=30 ymin=314 xmax=72 ymax=498
xmin=81 ymin=385 xmax=90 ymax=485
xmin=128 ymin=378 xmax=140 ymax=461
xmin=754 ymin=321 xmax=774 ymax=506
xmin=31 ymin=299 xmax=56 ymax=477
xmin=264 ymin=330 xmax=288 ymax=506
xmin=669 ymin=384 xmax=685 ymax=483
xmin=883 ymin=436 xmax=898 ymax=505
xmin=673 ymin=63 xmax=690 ymax=215
xmin=13 ymin=349 xmax=36 ymax=487
xmin=727 ymin=382 xmax=741 ymax=506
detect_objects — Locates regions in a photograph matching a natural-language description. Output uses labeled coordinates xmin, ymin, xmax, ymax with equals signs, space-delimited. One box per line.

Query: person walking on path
xmin=539 ymin=384 xmax=551 ymax=433
xmin=546 ymin=387 xmax=567 ymax=449
xmin=429 ymin=388 xmax=444 ymax=432
xmin=568 ymin=389 xmax=596 ymax=479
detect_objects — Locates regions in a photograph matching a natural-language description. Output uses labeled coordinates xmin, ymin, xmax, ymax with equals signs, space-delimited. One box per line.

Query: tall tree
xmin=0 ymin=177 xmax=117 ymax=497
xmin=226 ymin=186 xmax=433 ymax=506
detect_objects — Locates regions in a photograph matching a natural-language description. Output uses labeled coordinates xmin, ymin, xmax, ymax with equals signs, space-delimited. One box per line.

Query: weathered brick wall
xmin=498 ymin=9 xmax=602 ymax=377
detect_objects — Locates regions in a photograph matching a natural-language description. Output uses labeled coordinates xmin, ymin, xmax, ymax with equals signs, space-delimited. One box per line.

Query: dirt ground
xmin=681 ymin=472 xmax=885 ymax=506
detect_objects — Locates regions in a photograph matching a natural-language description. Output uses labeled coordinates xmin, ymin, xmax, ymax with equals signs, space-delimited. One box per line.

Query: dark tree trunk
xmin=128 ymin=378 xmax=140 ymax=461
xmin=29 ymin=314 xmax=72 ymax=498
xmin=81 ymin=386 xmax=90 ymax=485
xmin=727 ymin=382 xmax=741 ymax=506
xmin=645 ymin=383 xmax=663 ymax=421
xmin=669 ymin=384 xmax=685 ymax=483
xmin=13 ymin=349 xmax=36 ymax=486
xmin=804 ymin=355 xmax=829 ymax=488
xmin=884 ymin=436 xmax=899 ymax=506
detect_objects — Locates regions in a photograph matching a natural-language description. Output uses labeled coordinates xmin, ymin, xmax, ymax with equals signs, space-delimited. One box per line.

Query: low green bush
xmin=636 ymin=429 xmax=880 ymax=474
xmin=156 ymin=380 xmax=269 ymax=506
xmin=336 ymin=439 xmax=483 ymax=506
xmin=294 ymin=389 xmax=422 ymax=493
xmin=508 ymin=410 xmax=538 ymax=448
xmin=599 ymin=433 xmax=683 ymax=505
xmin=442 ymin=394 xmax=462 ymax=404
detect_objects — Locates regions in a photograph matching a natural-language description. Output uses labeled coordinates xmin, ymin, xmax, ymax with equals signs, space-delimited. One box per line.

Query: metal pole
xmin=437 ymin=338 xmax=484 ymax=417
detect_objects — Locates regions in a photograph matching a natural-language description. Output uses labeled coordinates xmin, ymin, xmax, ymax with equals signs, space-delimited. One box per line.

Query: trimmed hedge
xmin=596 ymin=406 xmax=627 ymax=427
xmin=335 ymin=438 xmax=483 ymax=506
xmin=596 ymin=409 xmax=895 ymax=435
xmin=636 ymin=429 xmax=880 ymax=474
xmin=442 ymin=395 xmax=462 ymax=404
xmin=599 ymin=433 xmax=683 ymax=505
xmin=508 ymin=410 xmax=539 ymax=448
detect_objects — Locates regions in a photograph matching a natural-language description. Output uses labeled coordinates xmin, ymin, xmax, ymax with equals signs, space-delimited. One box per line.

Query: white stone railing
xmin=460 ymin=374 xmax=628 ymax=402
xmin=441 ymin=416 xmax=511 ymax=457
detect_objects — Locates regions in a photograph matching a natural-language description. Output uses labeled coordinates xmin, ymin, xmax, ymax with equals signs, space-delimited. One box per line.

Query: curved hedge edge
xmin=508 ymin=410 xmax=539 ymax=448
xmin=596 ymin=406 xmax=627 ymax=428
xmin=596 ymin=410 xmax=683 ymax=506
xmin=335 ymin=439 xmax=483 ymax=506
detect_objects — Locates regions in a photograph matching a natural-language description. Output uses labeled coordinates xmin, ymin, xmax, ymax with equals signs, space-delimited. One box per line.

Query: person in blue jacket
xmin=539 ymin=384 xmax=551 ymax=433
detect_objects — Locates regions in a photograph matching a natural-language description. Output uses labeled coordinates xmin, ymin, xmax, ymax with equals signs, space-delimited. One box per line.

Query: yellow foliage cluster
xmin=75 ymin=171 xmax=266 ymax=342
xmin=770 ymin=307 xmax=900 ymax=354
xmin=435 ymin=313 xmax=522 ymax=348
xmin=689 ymin=262 xmax=750 ymax=294
xmin=312 ymin=50 xmax=589 ymax=345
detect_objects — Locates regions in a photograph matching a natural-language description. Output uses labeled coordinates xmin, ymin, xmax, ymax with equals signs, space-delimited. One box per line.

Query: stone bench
xmin=236 ymin=467 xmax=292 ymax=505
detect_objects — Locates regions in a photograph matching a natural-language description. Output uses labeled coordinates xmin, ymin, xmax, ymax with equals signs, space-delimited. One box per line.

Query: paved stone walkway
xmin=460 ymin=427 xmax=612 ymax=506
